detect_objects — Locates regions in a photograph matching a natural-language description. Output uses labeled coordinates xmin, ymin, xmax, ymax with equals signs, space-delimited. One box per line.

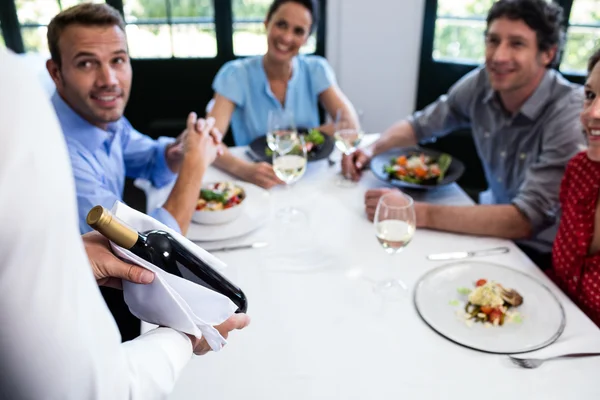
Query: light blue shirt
xmin=51 ymin=92 xmax=180 ymax=234
xmin=212 ymin=55 xmax=336 ymax=145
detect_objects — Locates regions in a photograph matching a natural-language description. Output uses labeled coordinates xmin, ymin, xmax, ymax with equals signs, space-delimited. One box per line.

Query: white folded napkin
xmin=109 ymin=201 xmax=239 ymax=351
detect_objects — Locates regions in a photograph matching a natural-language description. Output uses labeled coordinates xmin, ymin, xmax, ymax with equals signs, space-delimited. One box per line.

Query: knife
xmin=205 ymin=242 xmax=269 ymax=253
xmin=245 ymin=149 xmax=263 ymax=163
xmin=427 ymin=246 xmax=509 ymax=261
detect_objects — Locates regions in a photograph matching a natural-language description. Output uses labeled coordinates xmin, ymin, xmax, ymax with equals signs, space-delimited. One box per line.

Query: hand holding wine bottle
xmin=186 ymin=313 xmax=251 ymax=355
xmin=87 ymin=205 xmax=248 ymax=313
xmin=83 ymin=231 xmax=155 ymax=289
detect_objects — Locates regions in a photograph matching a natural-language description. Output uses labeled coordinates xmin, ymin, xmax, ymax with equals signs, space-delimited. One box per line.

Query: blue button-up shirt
xmin=212 ymin=55 xmax=336 ymax=145
xmin=51 ymin=92 xmax=180 ymax=234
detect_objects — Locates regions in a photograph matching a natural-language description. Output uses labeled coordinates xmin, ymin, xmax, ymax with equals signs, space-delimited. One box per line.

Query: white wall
xmin=326 ymin=0 xmax=425 ymax=133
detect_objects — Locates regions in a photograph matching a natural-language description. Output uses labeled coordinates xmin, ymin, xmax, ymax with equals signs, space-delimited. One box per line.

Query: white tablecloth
xmin=142 ymin=142 xmax=600 ymax=400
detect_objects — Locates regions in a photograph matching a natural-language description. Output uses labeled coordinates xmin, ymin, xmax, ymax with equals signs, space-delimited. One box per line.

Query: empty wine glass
xmin=334 ymin=109 xmax=363 ymax=186
xmin=272 ymin=135 xmax=308 ymax=222
xmin=267 ymin=109 xmax=297 ymax=153
xmin=373 ymin=191 xmax=416 ymax=296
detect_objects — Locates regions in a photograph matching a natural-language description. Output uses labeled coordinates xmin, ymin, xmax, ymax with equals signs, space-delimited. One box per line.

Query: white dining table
xmin=141 ymin=139 xmax=600 ymax=400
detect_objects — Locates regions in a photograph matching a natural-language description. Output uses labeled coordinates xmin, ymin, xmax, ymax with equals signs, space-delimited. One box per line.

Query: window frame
xmin=425 ymin=0 xmax=596 ymax=79
xmin=0 ymin=0 xmax=326 ymax=60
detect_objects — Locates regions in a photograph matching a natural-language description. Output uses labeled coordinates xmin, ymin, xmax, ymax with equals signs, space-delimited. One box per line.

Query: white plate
xmin=186 ymin=182 xmax=271 ymax=242
xmin=414 ymin=261 xmax=565 ymax=354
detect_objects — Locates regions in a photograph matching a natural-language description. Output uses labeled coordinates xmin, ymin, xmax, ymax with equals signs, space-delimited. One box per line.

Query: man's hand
xmin=83 ymin=231 xmax=154 ymax=289
xmin=165 ymin=131 xmax=187 ymax=171
xmin=364 ymin=188 xmax=397 ymax=221
xmin=364 ymin=188 xmax=429 ymax=227
xmin=241 ymin=161 xmax=284 ymax=189
xmin=187 ymin=313 xmax=251 ymax=356
xmin=184 ymin=114 xmax=224 ymax=169
xmin=342 ymin=147 xmax=372 ymax=181
xmin=166 ymin=113 xmax=224 ymax=172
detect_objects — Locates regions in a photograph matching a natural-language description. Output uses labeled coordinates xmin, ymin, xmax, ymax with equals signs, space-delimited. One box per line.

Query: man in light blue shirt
xmin=46 ymin=3 xmax=221 ymax=237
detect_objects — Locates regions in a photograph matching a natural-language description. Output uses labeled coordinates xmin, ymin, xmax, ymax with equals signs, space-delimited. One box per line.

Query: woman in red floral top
xmin=553 ymin=48 xmax=600 ymax=327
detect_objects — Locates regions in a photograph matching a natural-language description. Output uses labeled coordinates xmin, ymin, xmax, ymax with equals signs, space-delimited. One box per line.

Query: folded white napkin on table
xmin=108 ymin=201 xmax=239 ymax=351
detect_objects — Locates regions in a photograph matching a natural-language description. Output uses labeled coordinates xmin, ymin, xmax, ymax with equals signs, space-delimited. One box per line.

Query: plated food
xmin=370 ymin=147 xmax=465 ymax=190
xmin=192 ymin=182 xmax=246 ymax=225
xmin=456 ymin=279 xmax=524 ymax=327
xmin=264 ymin=128 xmax=325 ymax=156
xmin=414 ymin=261 xmax=564 ymax=353
xmin=384 ymin=152 xmax=451 ymax=185
xmin=248 ymin=128 xmax=335 ymax=163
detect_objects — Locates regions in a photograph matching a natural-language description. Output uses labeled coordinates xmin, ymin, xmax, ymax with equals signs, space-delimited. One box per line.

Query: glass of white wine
xmin=267 ymin=109 xmax=297 ymax=153
xmin=373 ymin=191 xmax=416 ymax=296
xmin=272 ymin=135 xmax=308 ymax=222
xmin=334 ymin=109 xmax=363 ymax=186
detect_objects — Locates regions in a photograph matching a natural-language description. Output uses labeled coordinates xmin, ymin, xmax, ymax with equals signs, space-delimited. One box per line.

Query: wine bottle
xmin=86 ymin=205 xmax=247 ymax=313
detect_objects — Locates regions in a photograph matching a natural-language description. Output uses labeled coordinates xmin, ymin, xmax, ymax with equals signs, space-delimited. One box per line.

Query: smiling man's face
xmin=484 ymin=17 xmax=553 ymax=95
xmin=48 ymin=24 xmax=132 ymax=130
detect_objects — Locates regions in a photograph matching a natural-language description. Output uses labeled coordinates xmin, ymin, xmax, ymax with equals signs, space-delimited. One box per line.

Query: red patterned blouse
xmin=552 ymin=151 xmax=600 ymax=327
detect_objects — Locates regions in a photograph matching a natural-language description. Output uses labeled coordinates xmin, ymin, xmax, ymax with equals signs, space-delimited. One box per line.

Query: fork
xmin=509 ymin=353 xmax=600 ymax=369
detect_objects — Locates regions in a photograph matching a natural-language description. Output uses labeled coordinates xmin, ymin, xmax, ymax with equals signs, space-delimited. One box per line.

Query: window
xmin=122 ymin=0 xmax=216 ymax=58
xmin=433 ymin=0 xmax=494 ymax=64
xmin=0 ymin=23 xmax=5 ymax=48
xmin=562 ymin=0 xmax=600 ymax=73
xmin=232 ymin=0 xmax=316 ymax=56
xmin=16 ymin=0 xmax=103 ymax=55
xmin=433 ymin=0 xmax=562 ymax=66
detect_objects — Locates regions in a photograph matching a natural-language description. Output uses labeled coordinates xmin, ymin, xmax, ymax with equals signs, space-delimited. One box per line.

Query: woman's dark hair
xmin=588 ymin=48 xmax=600 ymax=75
xmin=266 ymin=0 xmax=319 ymax=34
xmin=486 ymin=0 xmax=565 ymax=68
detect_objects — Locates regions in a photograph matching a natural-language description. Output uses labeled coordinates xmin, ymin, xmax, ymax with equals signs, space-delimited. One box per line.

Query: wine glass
xmin=373 ymin=191 xmax=416 ymax=296
xmin=267 ymin=109 xmax=297 ymax=153
xmin=272 ymin=135 xmax=308 ymax=222
xmin=334 ymin=109 xmax=364 ymax=186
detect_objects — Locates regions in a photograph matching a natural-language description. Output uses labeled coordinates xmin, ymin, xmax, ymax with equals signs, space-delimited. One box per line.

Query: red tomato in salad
xmin=480 ymin=306 xmax=493 ymax=315
xmin=476 ymin=279 xmax=487 ymax=287
xmin=489 ymin=309 xmax=502 ymax=323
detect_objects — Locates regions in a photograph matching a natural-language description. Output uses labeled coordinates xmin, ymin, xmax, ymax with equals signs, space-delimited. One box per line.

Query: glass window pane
xmin=22 ymin=26 xmax=50 ymax=55
xmin=233 ymin=22 xmax=267 ymax=56
xmin=16 ymin=0 xmax=60 ymax=25
xmin=125 ymin=24 xmax=172 ymax=58
xmin=61 ymin=0 xmax=105 ymax=10
xmin=123 ymin=0 xmax=167 ymax=22
xmin=0 ymin=23 xmax=4 ymax=48
xmin=172 ymin=23 xmax=216 ymax=57
xmin=232 ymin=0 xmax=270 ymax=17
xmin=436 ymin=0 xmax=494 ymax=18
xmin=232 ymin=0 xmax=316 ymax=56
xmin=170 ymin=0 xmax=213 ymax=19
xmin=433 ymin=19 xmax=485 ymax=63
xmin=568 ymin=0 xmax=600 ymax=26
xmin=561 ymin=26 xmax=600 ymax=73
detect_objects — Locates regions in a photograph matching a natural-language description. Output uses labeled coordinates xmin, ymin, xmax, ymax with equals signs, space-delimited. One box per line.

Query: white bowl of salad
xmin=192 ymin=182 xmax=246 ymax=225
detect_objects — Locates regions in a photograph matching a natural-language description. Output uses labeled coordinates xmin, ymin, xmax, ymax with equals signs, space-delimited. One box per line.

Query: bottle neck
xmin=86 ymin=206 xmax=139 ymax=249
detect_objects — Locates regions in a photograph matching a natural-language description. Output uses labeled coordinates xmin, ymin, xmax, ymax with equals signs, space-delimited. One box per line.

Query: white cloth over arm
xmin=0 ymin=49 xmax=193 ymax=400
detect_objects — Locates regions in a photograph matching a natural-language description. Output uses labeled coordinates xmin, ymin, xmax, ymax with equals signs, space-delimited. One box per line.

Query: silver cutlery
xmin=426 ymin=246 xmax=509 ymax=261
xmin=204 ymin=242 xmax=268 ymax=253
xmin=245 ymin=149 xmax=262 ymax=163
xmin=509 ymin=353 xmax=600 ymax=369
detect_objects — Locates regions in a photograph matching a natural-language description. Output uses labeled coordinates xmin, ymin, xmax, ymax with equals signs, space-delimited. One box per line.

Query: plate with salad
xmin=248 ymin=128 xmax=335 ymax=163
xmin=370 ymin=147 xmax=465 ymax=189
xmin=414 ymin=261 xmax=565 ymax=354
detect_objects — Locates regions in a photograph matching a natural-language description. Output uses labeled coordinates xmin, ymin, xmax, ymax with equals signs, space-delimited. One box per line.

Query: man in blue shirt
xmin=46 ymin=3 xmax=221 ymax=236
xmin=45 ymin=3 xmax=222 ymax=341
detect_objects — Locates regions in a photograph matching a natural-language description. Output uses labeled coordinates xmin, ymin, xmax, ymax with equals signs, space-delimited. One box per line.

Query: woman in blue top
xmin=208 ymin=0 xmax=358 ymax=188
